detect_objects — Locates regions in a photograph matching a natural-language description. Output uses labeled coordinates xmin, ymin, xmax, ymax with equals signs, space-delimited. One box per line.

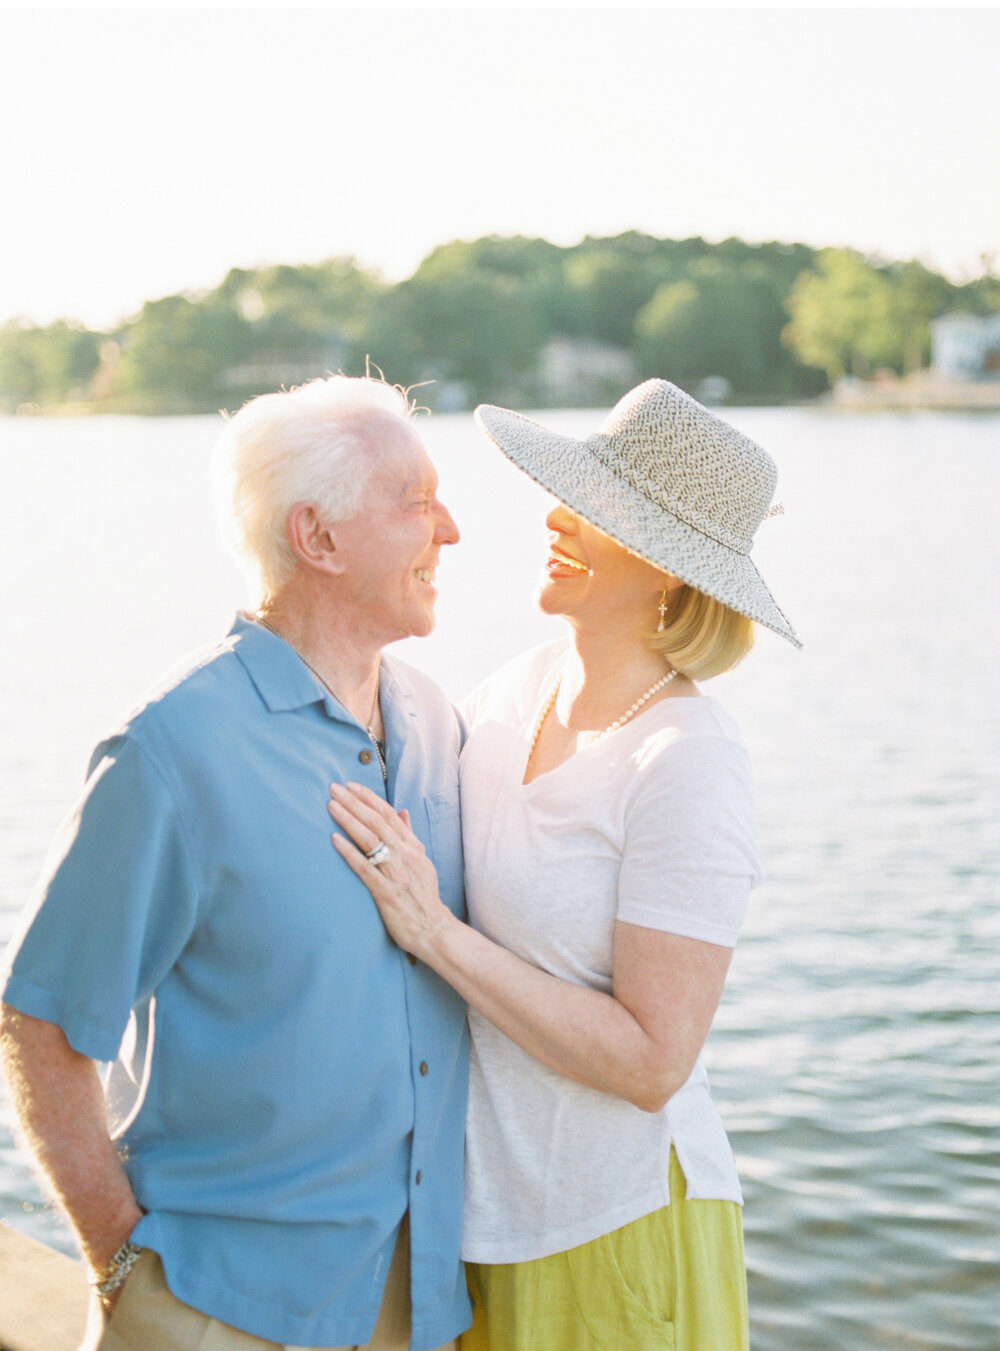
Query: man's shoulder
xmin=381 ymin=653 xmax=457 ymax=722
xmin=100 ymin=633 xmax=251 ymax=757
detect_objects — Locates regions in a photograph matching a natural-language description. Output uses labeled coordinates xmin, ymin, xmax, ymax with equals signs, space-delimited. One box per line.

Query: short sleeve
xmin=616 ymin=735 xmax=764 ymax=948
xmin=0 ymin=734 xmax=201 ymax=1061
xmin=459 ymin=678 xmax=491 ymax=734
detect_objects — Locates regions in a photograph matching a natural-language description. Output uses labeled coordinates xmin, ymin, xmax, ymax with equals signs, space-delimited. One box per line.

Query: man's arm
xmin=0 ymin=1004 xmax=143 ymax=1275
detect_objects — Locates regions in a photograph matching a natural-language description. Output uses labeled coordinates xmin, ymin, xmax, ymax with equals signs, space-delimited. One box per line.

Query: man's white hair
xmin=213 ymin=375 xmax=415 ymax=604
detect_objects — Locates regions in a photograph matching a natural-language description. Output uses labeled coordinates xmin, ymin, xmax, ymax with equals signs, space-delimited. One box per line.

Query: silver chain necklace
xmin=254 ymin=614 xmax=387 ymax=783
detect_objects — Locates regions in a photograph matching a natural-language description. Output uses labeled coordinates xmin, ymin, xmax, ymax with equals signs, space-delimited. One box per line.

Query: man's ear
xmin=285 ymin=501 xmax=346 ymax=575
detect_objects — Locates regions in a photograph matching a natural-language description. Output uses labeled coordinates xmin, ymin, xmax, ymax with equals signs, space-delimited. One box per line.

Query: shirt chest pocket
xmin=423 ymin=788 xmax=464 ymax=918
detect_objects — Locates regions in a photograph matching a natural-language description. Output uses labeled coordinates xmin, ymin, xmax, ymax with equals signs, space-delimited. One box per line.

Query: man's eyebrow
xmin=401 ymin=473 xmax=438 ymax=498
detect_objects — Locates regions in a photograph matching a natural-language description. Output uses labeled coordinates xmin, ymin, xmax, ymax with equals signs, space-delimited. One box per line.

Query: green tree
xmin=884 ymin=259 xmax=957 ymax=372
xmin=0 ymin=319 xmax=101 ymax=407
xmin=564 ymin=251 xmax=657 ymax=347
xmin=5 ymin=234 xmax=985 ymax=414
xmin=362 ymin=266 xmax=547 ymax=406
xmin=109 ymin=257 xmax=386 ymax=411
xmin=0 ymin=320 xmax=45 ymax=405
xmin=633 ymin=281 xmax=702 ymax=383
xmin=783 ymin=248 xmax=903 ymax=380
xmin=114 ymin=294 xmax=252 ymax=412
xmin=218 ymin=257 xmax=384 ymax=360
xmin=560 ymin=232 xmax=688 ymax=346
xmin=407 ymin=236 xmax=570 ymax=349
xmin=633 ymin=257 xmax=823 ymax=397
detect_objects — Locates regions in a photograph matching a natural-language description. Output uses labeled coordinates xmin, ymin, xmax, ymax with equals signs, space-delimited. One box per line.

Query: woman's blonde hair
xmin=650 ymin=582 xmax=755 ymax=681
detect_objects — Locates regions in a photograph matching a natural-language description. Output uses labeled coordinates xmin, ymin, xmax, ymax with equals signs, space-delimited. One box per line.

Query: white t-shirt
xmin=459 ymin=639 xmax=764 ymax=1264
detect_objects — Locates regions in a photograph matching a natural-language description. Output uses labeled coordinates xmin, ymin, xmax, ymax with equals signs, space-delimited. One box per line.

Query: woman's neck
xmin=556 ymin=624 xmax=692 ymax=732
xmin=522 ymin=622 xmax=696 ymax=785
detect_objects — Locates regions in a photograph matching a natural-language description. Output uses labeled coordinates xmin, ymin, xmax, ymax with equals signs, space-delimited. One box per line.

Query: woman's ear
xmin=285 ymin=501 xmax=346 ymax=575
xmin=654 ymin=572 xmax=686 ymax=601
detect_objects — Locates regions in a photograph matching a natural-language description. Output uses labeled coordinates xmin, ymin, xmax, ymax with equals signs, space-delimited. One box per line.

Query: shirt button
xmin=407 ymin=953 xmax=417 ymax=966
xmin=358 ymin=749 xmax=373 ymax=765
xmin=419 ymin=1061 xmax=428 ymax=1077
xmin=415 ymin=1170 xmax=423 ymax=1185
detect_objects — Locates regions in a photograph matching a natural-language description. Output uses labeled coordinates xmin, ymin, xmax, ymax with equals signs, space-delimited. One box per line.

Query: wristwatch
xmin=89 ymin=1239 xmax=144 ymax=1304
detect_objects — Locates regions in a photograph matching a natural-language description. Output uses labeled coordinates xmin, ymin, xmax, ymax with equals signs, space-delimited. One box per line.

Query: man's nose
xmin=434 ymin=499 xmax=460 ymax=545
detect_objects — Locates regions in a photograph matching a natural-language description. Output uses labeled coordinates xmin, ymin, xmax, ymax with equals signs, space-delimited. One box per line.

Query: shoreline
xmin=828 ymin=372 xmax=1000 ymax=411
xmin=6 ymin=387 xmax=1000 ymax=419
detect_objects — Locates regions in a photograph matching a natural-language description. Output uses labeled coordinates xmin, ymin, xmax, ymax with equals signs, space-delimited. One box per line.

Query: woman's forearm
xmin=418 ymin=916 xmax=688 ymax=1111
xmin=328 ymin=783 xmax=728 ymax=1111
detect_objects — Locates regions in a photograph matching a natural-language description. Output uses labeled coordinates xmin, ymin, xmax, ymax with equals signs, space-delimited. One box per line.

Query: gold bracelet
xmin=89 ymin=1240 xmax=143 ymax=1298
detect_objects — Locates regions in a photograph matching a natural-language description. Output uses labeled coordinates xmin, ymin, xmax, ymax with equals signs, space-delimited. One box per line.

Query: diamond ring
xmin=365 ymin=840 xmax=391 ymax=868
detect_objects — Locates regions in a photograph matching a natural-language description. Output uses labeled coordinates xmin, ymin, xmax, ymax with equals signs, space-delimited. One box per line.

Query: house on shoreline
xmin=930 ymin=312 xmax=1000 ymax=380
xmin=833 ymin=310 xmax=1000 ymax=410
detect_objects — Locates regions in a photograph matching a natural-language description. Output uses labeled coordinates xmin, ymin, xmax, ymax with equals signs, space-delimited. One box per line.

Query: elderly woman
xmin=329 ymin=380 xmax=800 ymax=1351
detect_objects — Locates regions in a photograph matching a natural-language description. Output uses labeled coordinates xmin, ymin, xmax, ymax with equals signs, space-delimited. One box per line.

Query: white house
xmin=930 ymin=312 xmax=1000 ymax=380
xmin=538 ymin=337 xmax=635 ymax=406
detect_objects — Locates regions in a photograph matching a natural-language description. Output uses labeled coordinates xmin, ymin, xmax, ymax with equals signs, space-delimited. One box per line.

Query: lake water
xmin=1 ymin=407 xmax=998 ymax=1349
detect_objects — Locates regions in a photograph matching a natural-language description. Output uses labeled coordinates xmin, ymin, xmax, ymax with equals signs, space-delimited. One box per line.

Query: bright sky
xmin=2 ymin=4 xmax=998 ymax=329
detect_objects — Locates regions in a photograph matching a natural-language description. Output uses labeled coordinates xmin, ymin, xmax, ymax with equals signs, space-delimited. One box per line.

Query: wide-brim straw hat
xmin=474 ymin=379 xmax=801 ymax=647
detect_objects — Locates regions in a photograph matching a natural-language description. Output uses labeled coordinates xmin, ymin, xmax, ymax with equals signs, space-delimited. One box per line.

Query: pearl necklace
xmin=528 ymin=667 xmax=679 ymax=762
xmin=254 ymin=614 xmax=386 ymax=782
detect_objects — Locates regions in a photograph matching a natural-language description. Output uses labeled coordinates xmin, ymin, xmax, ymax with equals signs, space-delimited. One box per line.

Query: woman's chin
xmin=534 ymin=579 xmax=570 ymax=617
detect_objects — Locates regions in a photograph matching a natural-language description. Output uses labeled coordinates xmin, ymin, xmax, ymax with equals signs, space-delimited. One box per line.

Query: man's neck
xmin=252 ymin=594 xmax=383 ymax=731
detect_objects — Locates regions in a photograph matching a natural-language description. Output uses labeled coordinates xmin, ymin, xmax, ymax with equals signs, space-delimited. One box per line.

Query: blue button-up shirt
xmin=1 ymin=616 xmax=470 ymax=1348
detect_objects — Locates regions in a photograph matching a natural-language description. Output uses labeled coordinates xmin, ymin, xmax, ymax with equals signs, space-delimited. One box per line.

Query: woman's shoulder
xmin=628 ymin=695 xmax=754 ymax=795
xmin=619 ymin=697 xmax=765 ymax=897
xmin=461 ymin=638 xmax=568 ymax=730
xmin=647 ymin=693 xmax=746 ymax=748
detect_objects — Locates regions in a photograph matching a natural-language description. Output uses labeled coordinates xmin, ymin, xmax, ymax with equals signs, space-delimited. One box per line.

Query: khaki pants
xmin=81 ymin=1215 xmax=457 ymax=1351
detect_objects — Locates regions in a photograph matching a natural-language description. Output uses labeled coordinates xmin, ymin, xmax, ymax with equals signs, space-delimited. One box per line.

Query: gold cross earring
xmin=657 ymin=590 xmax=669 ymax=633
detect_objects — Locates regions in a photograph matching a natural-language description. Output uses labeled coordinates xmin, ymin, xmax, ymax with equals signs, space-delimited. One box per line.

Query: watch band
xmin=89 ymin=1239 xmax=144 ymax=1298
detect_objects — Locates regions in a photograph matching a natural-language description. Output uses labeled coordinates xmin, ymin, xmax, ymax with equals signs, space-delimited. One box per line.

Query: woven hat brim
xmin=475 ymin=404 xmax=802 ymax=648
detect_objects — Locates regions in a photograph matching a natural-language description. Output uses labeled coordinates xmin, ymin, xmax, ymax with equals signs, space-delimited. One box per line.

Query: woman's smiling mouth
xmin=546 ymin=546 xmax=590 ymax=577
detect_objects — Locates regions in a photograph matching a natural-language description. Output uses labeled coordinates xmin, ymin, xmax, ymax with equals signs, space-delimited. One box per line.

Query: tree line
xmin=2 ymin=233 xmax=997 ymax=414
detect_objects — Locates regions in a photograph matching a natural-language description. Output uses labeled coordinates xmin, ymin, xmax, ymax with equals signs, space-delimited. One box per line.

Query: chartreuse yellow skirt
xmin=459 ymin=1150 xmax=748 ymax=1351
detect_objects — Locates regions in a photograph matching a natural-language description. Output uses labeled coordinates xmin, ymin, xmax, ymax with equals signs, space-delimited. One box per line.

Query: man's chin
xmin=399 ymin=609 xmax=437 ymax=641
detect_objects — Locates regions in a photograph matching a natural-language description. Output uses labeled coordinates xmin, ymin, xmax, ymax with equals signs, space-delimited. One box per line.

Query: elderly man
xmin=0 ymin=376 xmax=469 ymax=1351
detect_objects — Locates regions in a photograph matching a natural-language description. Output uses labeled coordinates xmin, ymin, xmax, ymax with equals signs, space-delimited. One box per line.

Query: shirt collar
xmin=228 ymin=613 xmax=416 ymax=729
xmin=230 ymin=613 xmax=333 ymax=714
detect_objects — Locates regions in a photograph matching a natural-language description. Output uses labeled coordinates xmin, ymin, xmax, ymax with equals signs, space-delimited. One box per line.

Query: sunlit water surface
xmin=1 ymin=408 xmax=998 ymax=1349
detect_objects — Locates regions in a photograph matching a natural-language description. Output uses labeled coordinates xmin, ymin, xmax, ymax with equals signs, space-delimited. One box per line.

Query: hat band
xmin=585 ymin=440 xmax=756 ymax=555
xmin=655 ymin=499 xmax=753 ymax=555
